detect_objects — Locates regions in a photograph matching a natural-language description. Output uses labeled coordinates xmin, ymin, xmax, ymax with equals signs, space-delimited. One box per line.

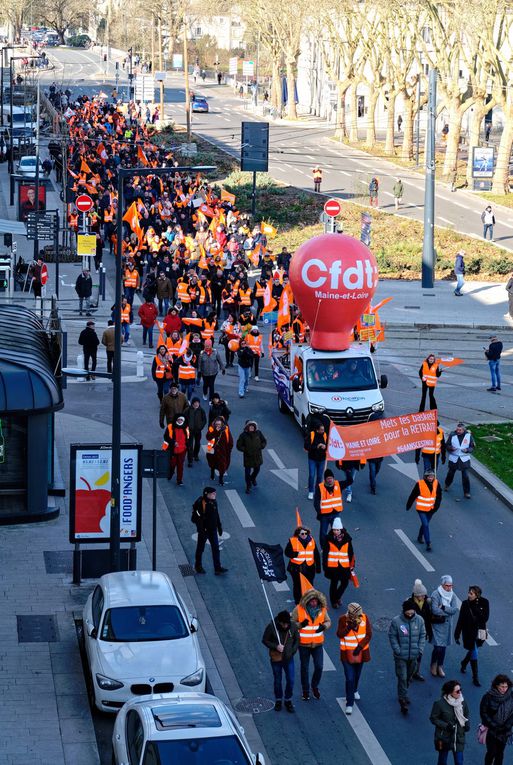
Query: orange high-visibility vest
xmin=104 ymin=208 xmax=114 ymax=222
xmin=422 ymin=428 xmax=444 ymax=455
xmin=176 ymin=281 xmax=191 ymax=303
xmin=201 ymin=321 xmax=216 ymax=341
xmin=415 ymin=479 xmax=438 ymax=513
xmin=178 ymin=360 xmax=196 ymax=380
xmin=422 ymin=360 xmax=439 ymax=387
xmin=182 ymin=317 xmax=203 ymax=328
xmin=326 ymin=541 xmax=350 ymax=568
xmin=339 ymin=614 xmax=367 ymax=651
xmin=198 ymin=285 xmax=211 ymax=304
xmin=121 ymin=305 xmax=131 ymax=323
xmin=254 ymin=281 xmax=265 ymax=298
xmin=319 ymin=482 xmax=343 ymax=514
xmin=313 ymin=168 xmax=322 ymax=181
xmin=154 ymin=355 xmax=169 ymax=379
xmin=297 ymin=604 xmax=326 ymax=645
xmin=69 ymin=213 xmax=79 ymax=228
xmin=289 ymin=537 xmax=315 ymax=566
xmin=239 ymin=288 xmax=252 ymax=306
xmin=124 ymin=269 xmax=138 ymax=288
xmin=246 ymin=334 xmax=262 ymax=354
xmin=162 ymin=424 xmax=190 ymax=450
xmin=166 ymin=339 xmax=186 ymax=357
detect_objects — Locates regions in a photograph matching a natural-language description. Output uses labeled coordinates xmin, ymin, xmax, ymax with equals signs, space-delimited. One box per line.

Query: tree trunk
xmin=285 ymin=60 xmax=297 ymax=119
xmin=466 ymin=100 xmax=487 ymax=185
xmin=349 ymin=85 xmax=358 ymax=143
xmin=271 ymin=58 xmax=281 ymax=110
xmin=442 ymin=98 xmax=465 ymax=178
xmin=384 ymin=92 xmax=397 ymax=154
xmin=492 ymin=102 xmax=513 ymax=193
xmin=400 ymin=93 xmax=414 ymax=160
xmin=334 ymin=82 xmax=350 ymax=141
xmin=365 ymin=87 xmax=379 ymax=147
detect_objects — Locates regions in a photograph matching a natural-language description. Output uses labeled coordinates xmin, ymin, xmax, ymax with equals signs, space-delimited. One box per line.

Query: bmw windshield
xmin=101 ymin=605 xmax=188 ymax=642
xmin=142 ymin=736 xmax=252 ymax=764
xmin=306 ymin=358 xmax=377 ymax=392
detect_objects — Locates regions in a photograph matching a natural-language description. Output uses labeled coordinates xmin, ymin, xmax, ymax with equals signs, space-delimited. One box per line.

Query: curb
xmin=471 ymin=457 xmax=513 ymax=512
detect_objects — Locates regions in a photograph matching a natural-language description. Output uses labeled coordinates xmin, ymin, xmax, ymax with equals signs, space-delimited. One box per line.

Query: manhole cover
xmin=178 ymin=564 xmax=196 ymax=577
xmin=44 ymin=550 xmax=73 ymax=574
xmin=234 ymin=697 xmax=275 ymax=714
xmin=17 ymin=615 xmax=59 ymax=643
xmin=373 ymin=617 xmax=392 ymax=632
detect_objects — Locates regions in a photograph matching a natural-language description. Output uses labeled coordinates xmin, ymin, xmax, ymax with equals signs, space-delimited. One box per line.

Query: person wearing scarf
xmin=430 ymin=575 xmax=458 ymax=678
xmin=430 ymin=680 xmax=470 ymax=764
xmin=480 ymin=675 xmax=513 ymax=764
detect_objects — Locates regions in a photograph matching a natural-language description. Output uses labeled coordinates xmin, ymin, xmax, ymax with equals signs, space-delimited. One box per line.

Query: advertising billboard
xmin=472 ymin=146 xmax=495 ymax=178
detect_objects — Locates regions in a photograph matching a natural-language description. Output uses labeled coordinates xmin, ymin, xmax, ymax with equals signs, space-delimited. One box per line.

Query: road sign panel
xmin=76 ymin=194 xmax=93 ymax=213
xmin=324 ymin=199 xmax=341 ymax=217
xmin=26 ymin=212 xmax=58 ymax=241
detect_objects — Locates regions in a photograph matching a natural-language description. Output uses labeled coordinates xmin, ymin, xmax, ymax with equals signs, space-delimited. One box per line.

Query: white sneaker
xmin=202 ymin=393 xmax=208 ymax=401
xmin=345 ymin=706 xmax=353 ymax=715
xmin=346 ymin=494 xmax=352 ymax=503
xmin=254 ymin=376 xmax=259 ymax=381
xmin=308 ymin=492 xmax=313 ymax=500
xmin=354 ymin=692 xmax=360 ymax=700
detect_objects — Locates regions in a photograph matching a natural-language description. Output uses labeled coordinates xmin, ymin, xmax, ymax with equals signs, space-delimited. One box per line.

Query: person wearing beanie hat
xmin=430 ymin=576 xmax=458 ymax=678
xmin=236 ymin=420 xmax=267 ymax=494
xmin=285 ymin=526 xmax=321 ymax=605
xmin=337 ymin=602 xmax=372 ymax=714
xmin=187 ymin=396 xmax=207 ymax=466
xmin=406 ymin=469 xmax=442 ymax=552
xmin=410 ymin=579 xmax=433 ymax=682
xmin=261 ymin=610 xmax=299 ymax=712
xmin=314 ymin=468 xmax=352 ymax=547
xmin=322 ymin=517 xmax=355 ymax=609
xmin=208 ymin=392 xmax=231 ymax=425
xmin=78 ymin=318 xmax=99 ymax=381
xmin=388 ymin=599 xmax=427 ymax=714
xmin=191 ymin=486 xmax=227 ymax=575
xmin=199 ymin=339 xmax=225 ymax=402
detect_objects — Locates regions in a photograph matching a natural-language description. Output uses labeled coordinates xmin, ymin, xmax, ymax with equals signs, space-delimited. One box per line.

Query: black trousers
xmin=202 ymin=374 xmax=217 ymax=400
xmin=419 ymin=382 xmax=437 ymax=412
xmin=188 ymin=432 xmax=202 ymax=463
xmin=84 ymin=350 xmax=97 ymax=373
xmin=106 ymin=350 xmax=114 ymax=374
xmin=195 ymin=529 xmax=221 ymax=570
xmin=327 ymin=570 xmax=351 ymax=607
xmin=445 ymin=461 xmax=471 ymax=494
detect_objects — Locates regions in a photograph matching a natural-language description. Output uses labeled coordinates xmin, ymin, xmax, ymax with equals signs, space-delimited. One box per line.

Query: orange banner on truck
xmin=328 ymin=409 xmax=437 ymax=460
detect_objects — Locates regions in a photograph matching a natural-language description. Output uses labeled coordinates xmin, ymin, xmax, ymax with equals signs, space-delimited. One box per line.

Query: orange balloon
xmin=228 ymin=339 xmax=240 ymax=351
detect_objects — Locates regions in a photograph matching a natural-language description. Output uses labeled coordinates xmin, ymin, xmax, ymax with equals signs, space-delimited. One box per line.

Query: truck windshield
xmin=306 ymin=358 xmax=377 ymax=392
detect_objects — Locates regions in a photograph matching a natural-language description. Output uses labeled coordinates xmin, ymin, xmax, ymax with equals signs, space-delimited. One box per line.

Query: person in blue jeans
xmin=484 ymin=334 xmax=503 ymax=392
xmin=236 ymin=340 xmax=254 ymax=398
xmin=261 ymin=610 xmax=299 ymax=712
xmin=304 ymin=422 xmax=327 ymax=500
xmin=454 ymin=250 xmax=465 ymax=296
xmin=406 ymin=470 xmax=442 ymax=553
xmin=430 ymin=680 xmax=470 ymax=765
xmin=337 ymin=603 xmax=372 ymax=715
xmin=292 ymin=588 xmax=331 ymax=701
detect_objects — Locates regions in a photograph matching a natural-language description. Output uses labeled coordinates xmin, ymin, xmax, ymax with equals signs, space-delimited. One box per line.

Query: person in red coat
xmin=138 ymin=299 xmax=158 ymax=347
xmin=163 ymin=307 xmax=182 ymax=336
xmin=205 ymin=416 xmax=233 ymax=486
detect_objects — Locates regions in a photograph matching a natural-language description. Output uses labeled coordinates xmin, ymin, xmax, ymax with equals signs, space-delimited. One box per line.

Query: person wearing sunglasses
xmin=430 ymin=680 xmax=470 ymax=764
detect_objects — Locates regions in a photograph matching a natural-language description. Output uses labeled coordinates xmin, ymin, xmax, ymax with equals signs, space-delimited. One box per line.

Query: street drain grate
xmin=179 ymin=564 xmax=196 ymax=577
xmin=373 ymin=617 xmax=392 ymax=632
xmin=234 ymin=697 xmax=275 ymax=714
xmin=44 ymin=550 xmax=73 ymax=574
xmin=17 ymin=615 xmax=59 ymax=643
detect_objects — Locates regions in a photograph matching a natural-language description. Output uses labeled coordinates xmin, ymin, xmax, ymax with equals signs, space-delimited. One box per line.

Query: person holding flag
xmin=337 ymin=602 xmax=373 ymax=715
xmin=406 ymin=469 xmax=442 ymax=552
xmin=291 ymin=586 xmax=331 ymax=701
xmin=284 ymin=519 xmax=321 ymax=604
xmin=261 ymin=611 xmax=299 ymax=713
xmin=415 ymin=420 xmax=446 ymax=474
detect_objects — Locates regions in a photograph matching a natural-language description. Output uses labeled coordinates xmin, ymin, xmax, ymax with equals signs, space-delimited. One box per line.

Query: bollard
xmin=77 ymin=354 xmax=86 ymax=382
xmin=136 ymin=350 xmax=144 ymax=378
xmin=100 ymin=266 xmax=106 ymax=301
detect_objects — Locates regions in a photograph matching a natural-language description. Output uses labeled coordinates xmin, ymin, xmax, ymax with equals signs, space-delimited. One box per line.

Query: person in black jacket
xmin=262 ymin=610 xmax=299 ymax=712
xmin=480 ymin=675 xmax=513 ymax=765
xmin=322 ymin=518 xmax=355 ymax=609
xmin=237 ymin=339 xmax=254 ymax=398
xmin=78 ymin=320 xmax=99 ymax=380
xmin=406 ymin=470 xmax=442 ymax=552
xmin=304 ymin=422 xmax=327 ymax=500
xmin=208 ymin=392 xmax=231 ymax=424
xmin=187 ymin=397 xmax=207 ymax=467
xmin=75 ymin=269 xmax=93 ymax=316
xmin=284 ymin=526 xmax=321 ymax=604
xmin=455 ymin=585 xmax=490 ymax=687
xmin=191 ymin=487 xmax=227 ymax=575
xmin=410 ymin=578 xmax=433 ymax=681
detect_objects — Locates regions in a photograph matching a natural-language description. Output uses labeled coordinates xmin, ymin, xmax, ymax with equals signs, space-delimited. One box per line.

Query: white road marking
xmin=224 ymin=490 xmax=255 ymax=528
xmin=306 ymin=155 xmax=314 ymax=160
xmin=337 ymin=698 xmax=392 ymax=764
xmin=438 ymin=216 xmax=453 ymax=224
xmin=388 ymin=455 xmax=420 ymax=481
xmin=453 ymin=594 xmax=498 ymax=646
xmin=340 ymin=170 xmax=351 ymax=177
xmin=273 ymin=581 xmax=290 ymax=592
xmin=268 ymin=449 xmax=299 ymax=489
xmin=323 ymin=648 xmax=337 ymax=672
xmin=394 ymin=528 xmax=435 ymax=572
xmin=268 ymin=449 xmax=285 ymax=469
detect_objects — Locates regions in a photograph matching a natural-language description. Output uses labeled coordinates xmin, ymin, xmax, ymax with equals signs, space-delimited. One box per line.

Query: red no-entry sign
xmin=76 ymin=194 xmax=94 ymax=213
xmin=41 ymin=264 xmax=48 ymax=285
xmin=324 ymin=198 xmax=341 ymax=217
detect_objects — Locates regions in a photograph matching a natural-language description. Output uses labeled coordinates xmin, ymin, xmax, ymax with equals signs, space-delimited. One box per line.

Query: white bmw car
xmin=83 ymin=571 xmax=206 ymax=712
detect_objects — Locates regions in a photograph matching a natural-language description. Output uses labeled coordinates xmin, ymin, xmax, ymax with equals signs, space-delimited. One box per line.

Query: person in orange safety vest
xmin=337 ymin=602 xmax=372 ymax=715
xmin=291 ymin=587 xmax=331 ymax=701
xmin=406 ymin=469 xmax=442 ymax=552
xmin=284 ymin=525 xmax=321 ymax=605
xmin=322 ymin=517 xmax=355 ymax=610
xmin=161 ymin=414 xmax=189 ymax=485
xmin=314 ymin=468 xmax=352 ymax=547
xmin=418 ymin=353 xmax=442 ymax=412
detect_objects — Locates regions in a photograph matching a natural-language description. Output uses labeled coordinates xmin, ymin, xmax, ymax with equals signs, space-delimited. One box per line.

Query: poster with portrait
xmin=472 ymin=146 xmax=495 ymax=178
xmin=18 ymin=183 xmax=46 ymax=222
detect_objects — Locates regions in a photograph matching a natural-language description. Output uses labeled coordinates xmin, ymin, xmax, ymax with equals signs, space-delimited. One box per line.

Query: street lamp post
xmin=422 ymin=68 xmax=437 ymax=289
xmin=111 ymin=164 xmax=216 ymax=572
xmin=1 ymin=45 xmax=23 ymax=127
xmin=8 ymin=55 xmax=39 ymax=174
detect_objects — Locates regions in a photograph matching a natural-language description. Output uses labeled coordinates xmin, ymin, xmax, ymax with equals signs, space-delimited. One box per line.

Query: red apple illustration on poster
xmin=75 ymin=476 xmax=111 ymax=535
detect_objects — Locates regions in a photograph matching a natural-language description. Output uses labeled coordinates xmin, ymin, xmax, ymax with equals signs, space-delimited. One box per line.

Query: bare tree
xmin=35 ymin=0 xmax=88 ymax=43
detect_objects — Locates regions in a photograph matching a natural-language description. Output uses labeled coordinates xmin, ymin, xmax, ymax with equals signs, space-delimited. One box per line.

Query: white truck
xmin=272 ymin=342 xmax=387 ymax=430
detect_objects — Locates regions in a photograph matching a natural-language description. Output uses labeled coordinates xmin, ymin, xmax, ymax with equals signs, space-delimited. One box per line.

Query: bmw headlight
xmin=372 ymin=402 xmax=384 ymax=411
xmin=96 ymin=674 xmax=124 ymax=690
xmin=180 ymin=668 xmax=204 ymax=686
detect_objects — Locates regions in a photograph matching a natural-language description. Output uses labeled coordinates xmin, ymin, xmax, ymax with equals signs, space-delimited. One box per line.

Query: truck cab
xmin=272 ymin=342 xmax=387 ymax=430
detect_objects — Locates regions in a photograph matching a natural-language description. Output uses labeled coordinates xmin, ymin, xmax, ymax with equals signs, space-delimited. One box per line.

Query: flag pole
xmin=260 ymin=579 xmax=280 ymax=642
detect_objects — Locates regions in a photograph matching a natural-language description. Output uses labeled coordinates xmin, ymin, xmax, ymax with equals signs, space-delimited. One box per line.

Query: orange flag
xmin=436 ymin=357 xmax=464 ymax=368
xmin=295 ymin=507 xmax=303 ymax=527
xmin=96 ymin=142 xmax=108 ymax=163
xmin=250 ymin=243 xmax=261 ymax=267
xmin=261 ymin=280 xmax=277 ymax=314
xmin=260 ymin=221 xmax=277 ymax=238
xmin=221 ymin=189 xmax=236 ymax=205
xmin=299 ymin=573 xmax=314 ymax=597
xmin=122 ymin=201 xmax=143 ymax=245
xmin=277 ymin=288 xmax=290 ymax=330
xmin=80 ymin=159 xmax=92 ymax=175
xmin=137 ymin=145 xmax=149 ymax=166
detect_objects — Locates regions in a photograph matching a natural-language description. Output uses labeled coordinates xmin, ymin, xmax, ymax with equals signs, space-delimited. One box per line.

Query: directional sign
xmin=242 ymin=60 xmax=254 ymax=77
xmin=26 ymin=212 xmax=57 ymax=241
xmin=76 ymin=194 xmax=93 ymax=213
xmin=134 ymin=75 xmax=155 ymax=103
xmin=77 ymin=234 xmax=97 ymax=257
xmin=324 ymin=198 xmax=341 ymax=217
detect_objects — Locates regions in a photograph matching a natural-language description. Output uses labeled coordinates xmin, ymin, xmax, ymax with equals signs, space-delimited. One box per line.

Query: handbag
xmin=430 ymin=613 xmax=447 ymax=624
xmin=477 ymin=724 xmax=488 ymax=745
xmin=477 ymin=628 xmax=488 ymax=641
xmin=435 ymin=739 xmax=449 ymax=752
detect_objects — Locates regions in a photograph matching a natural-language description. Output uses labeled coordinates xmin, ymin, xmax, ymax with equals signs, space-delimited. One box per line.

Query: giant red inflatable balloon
xmin=289 ymin=233 xmax=378 ymax=351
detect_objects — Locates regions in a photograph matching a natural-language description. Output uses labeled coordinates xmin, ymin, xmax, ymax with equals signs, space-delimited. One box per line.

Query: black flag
xmin=248 ymin=539 xmax=287 ymax=582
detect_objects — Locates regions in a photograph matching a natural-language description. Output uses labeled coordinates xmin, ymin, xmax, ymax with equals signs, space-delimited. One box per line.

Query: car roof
xmin=127 ymin=693 xmax=243 ymax=742
xmin=193 ymin=96 xmax=207 ymax=101
xmin=20 ymin=156 xmax=38 ymax=162
xmin=99 ymin=570 xmax=179 ymax=608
